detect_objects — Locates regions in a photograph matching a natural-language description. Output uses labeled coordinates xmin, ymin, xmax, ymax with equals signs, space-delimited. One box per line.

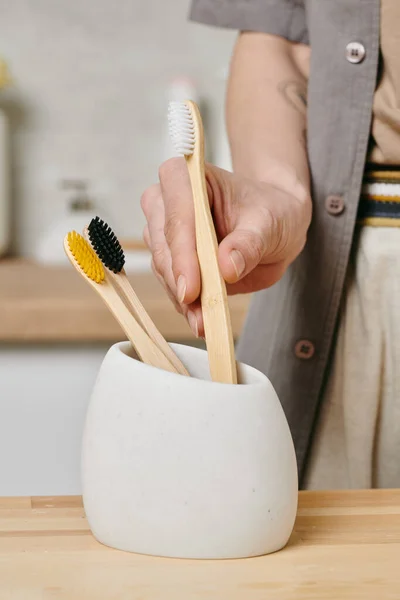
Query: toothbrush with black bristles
xmin=85 ymin=217 xmax=189 ymax=377
xmin=64 ymin=231 xmax=178 ymax=373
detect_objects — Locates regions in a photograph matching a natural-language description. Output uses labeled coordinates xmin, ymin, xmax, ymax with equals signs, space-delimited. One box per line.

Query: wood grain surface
xmin=0 ymin=259 xmax=250 ymax=343
xmin=0 ymin=490 xmax=399 ymax=599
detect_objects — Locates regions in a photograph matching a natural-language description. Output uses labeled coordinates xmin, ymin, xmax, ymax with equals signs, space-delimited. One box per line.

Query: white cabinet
xmin=0 ymin=345 xmax=108 ymax=496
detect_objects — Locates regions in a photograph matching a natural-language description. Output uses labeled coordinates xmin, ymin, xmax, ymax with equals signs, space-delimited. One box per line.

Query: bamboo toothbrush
xmin=64 ymin=230 xmax=181 ymax=374
xmin=168 ymin=100 xmax=237 ymax=384
xmin=84 ymin=217 xmax=189 ymax=377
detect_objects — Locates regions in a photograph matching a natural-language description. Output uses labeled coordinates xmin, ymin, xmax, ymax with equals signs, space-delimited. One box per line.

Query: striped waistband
xmin=358 ymin=168 xmax=400 ymax=226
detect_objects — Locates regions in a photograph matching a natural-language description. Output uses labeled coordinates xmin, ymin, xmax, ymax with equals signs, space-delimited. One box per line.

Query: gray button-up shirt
xmin=190 ymin=0 xmax=380 ymax=485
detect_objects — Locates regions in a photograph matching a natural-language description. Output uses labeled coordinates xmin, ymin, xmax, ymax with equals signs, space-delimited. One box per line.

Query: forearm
xmin=226 ymin=32 xmax=311 ymax=200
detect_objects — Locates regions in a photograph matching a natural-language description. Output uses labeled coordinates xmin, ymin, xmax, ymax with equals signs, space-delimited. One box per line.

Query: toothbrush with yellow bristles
xmin=64 ymin=230 xmax=182 ymax=374
xmin=83 ymin=217 xmax=189 ymax=377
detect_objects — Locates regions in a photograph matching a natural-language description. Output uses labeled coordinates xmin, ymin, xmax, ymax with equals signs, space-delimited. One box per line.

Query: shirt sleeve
xmin=189 ymin=0 xmax=309 ymax=45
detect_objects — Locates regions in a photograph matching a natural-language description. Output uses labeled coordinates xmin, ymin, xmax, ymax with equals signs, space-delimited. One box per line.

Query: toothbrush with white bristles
xmin=168 ymin=100 xmax=237 ymax=384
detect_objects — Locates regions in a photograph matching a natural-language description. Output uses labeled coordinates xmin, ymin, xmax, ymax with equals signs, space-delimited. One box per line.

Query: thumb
xmin=218 ymin=212 xmax=271 ymax=284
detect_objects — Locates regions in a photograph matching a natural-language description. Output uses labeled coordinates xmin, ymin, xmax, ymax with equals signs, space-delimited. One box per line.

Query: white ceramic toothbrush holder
xmin=82 ymin=342 xmax=298 ymax=559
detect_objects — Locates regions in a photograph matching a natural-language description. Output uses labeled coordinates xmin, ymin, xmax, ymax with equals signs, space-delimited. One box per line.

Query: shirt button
xmin=325 ymin=195 xmax=345 ymax=216
xmin=346 ymin=42 xmax=366 ymax=64
xmin=295 ymin=340 xmax=315 ymax=360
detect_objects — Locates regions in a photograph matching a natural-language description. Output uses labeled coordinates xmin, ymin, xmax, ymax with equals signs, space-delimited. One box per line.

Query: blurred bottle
xmin=34 ymin=179 xmax=97 ymax=265
xmin=0 ymin=58 xmax=12 ymax=257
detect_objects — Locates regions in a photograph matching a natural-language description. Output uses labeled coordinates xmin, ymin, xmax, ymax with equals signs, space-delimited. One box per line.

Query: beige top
xmin=369 ymin=0 xmax=400 ymax=164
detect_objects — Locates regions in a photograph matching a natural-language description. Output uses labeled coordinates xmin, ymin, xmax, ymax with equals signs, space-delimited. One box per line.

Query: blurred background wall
xmin=0 ymin=1 xmax=244 ymax=496
xmin=0 ymin=0 xmax=235 ymax=257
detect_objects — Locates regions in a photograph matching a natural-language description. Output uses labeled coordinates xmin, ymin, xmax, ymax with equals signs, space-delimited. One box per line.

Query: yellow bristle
xmin=67 ymin=231 xmax=105 ymax=283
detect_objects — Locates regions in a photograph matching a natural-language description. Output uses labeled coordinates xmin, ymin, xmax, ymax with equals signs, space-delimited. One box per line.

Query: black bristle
xmin=88 ymin=216 xmax=125 ymax=273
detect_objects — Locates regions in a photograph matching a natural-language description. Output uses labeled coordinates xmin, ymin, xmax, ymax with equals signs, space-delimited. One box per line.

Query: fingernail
xmin=229 ymin=249 xmax=245 ymax=279
xmin=177 ymin=275 xmax=186 ymax=304
xmin=188 ymin=311 xmax=199 ymax=338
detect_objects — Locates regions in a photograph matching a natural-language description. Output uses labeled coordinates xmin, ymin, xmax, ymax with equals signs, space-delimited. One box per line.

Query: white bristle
xmin=168 ymin=101 xmax=195 ymax=156
xmin=362 ymin=182 xmax=400 ymax=197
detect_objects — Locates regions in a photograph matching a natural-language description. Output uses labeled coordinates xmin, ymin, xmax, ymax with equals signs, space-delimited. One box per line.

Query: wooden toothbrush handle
xmin=101 ymin=282 xmax=180 ymax=374
xmin=186 ymin=105 xmax=237 ymax=384
xmin=112 ymin=272 xmax=189 ymax=376
xmin=63 ymin=235 xmax=179 ymax=374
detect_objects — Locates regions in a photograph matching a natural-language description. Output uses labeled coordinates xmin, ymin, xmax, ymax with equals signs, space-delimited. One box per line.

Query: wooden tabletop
xmin=0 ymin=259 xmax=250 ymax=343
xmin=0 ymin=490 xmax=399 ymax=598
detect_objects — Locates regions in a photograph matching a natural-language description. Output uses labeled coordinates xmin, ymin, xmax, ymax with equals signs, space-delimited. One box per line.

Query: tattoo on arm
xmin=278 ymin=80 xmax=308 ymax=115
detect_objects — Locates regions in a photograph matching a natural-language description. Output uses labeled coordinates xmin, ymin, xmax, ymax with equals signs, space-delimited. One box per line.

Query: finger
xmin=144 ymin=186 xmax=178 ymax=296
xmin=141 ymin=183 xmax=162 ymax=220
xmin=185 ymin=299 xmax=204 ymax=339
xmin=218 ymin=222 xmax=270 ymax=284
xmin=225 ymin=262 xmax=287 ymax=295
xmin=151 ymin=259 xmax=183 ymax=315
xmin=215 ymin=190 xmax=276 ymax=285
xmin=151 ymin=257 xmax=203 ymax=338
xmin=143 ymin=225 xmax=151 ymax=250
xmin=159 ymin=158 xmax=201 ymax=304
xmin=151 ymin=256 xmax=202 ymax=338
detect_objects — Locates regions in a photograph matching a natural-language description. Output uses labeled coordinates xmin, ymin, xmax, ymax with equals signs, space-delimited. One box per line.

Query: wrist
xmin=257 ymin=158 xmax=311 ymax=203
xmin=232 ymin=150 xmax=311 ymax=205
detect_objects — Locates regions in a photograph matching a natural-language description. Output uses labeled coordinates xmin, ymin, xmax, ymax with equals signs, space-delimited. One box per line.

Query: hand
xmin=141 ymin=158 xmax=312 ymax=338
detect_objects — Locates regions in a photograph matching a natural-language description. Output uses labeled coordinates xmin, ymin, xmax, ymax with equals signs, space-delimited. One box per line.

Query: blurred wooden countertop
xmin=0 ymin=490 xmax=399 ymax=598
xmin=0 ymin=259 xmax=250 ymax=343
